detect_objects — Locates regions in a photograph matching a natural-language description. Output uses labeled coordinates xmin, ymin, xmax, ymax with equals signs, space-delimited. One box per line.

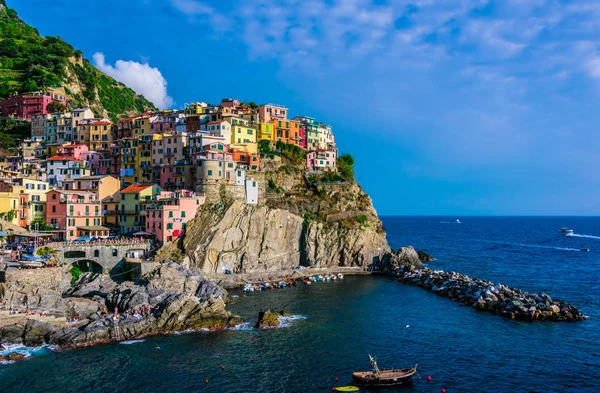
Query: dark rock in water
xmin=256 ymin=310 xmax=286 ymax=329
xmin=381 ymin=246 xmax=422 ymax=271
xmin=0 ymin=352 xmax=26 ymax=362
xmin=417 ymin=250 xmax=435 ymax=262
xmin=397 ymin=267 xmax=585 ymax=323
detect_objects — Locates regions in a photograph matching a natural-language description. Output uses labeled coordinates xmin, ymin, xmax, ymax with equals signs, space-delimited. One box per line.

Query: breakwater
xmin=398 ymin=267 xmax=586 ymax=322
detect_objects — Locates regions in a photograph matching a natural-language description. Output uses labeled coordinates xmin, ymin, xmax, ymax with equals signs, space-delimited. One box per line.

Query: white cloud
xmin=93 ymin=53 xmax=173 ymax=109
xmin=170 ymin=0 xmax=213 ymax=16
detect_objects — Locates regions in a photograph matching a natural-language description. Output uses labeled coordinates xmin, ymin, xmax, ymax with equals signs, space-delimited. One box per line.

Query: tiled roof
xmin=47 ymin=156 xmax=82 ymax=162
xmin=207 ymin=120 xmax=226 ymax=125
xmin=120 ymin=184 xmax=153 ymax=193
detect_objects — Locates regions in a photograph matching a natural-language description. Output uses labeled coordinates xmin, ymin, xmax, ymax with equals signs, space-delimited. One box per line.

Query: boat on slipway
xmin=352 ymin=355 xmax=417 ymax=387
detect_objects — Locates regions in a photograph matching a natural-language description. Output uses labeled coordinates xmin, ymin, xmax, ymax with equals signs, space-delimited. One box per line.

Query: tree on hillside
xmin=258 ymin=139 xmax=271 ymax=155
xmin=337 ymin=153 xmax=355 ymax=181
xmin=47 ymin=101 xmax=66 ymax=113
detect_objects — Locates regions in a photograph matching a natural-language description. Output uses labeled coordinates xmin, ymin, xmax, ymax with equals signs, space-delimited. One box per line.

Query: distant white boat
xmin=456 ymin=219 xmax=461 ymax=224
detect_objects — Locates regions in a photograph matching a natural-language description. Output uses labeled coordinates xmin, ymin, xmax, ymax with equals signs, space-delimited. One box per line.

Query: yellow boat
xmin=335 ymin=387 xmax=359 ymax=392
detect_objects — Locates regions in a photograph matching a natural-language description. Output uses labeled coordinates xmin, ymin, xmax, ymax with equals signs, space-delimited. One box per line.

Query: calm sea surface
xmin=1 ymin=217 xmax=599 ymax=392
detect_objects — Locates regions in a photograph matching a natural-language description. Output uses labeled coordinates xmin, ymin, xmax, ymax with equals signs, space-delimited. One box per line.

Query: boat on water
xmin=338 ymin=273 xmax=344 ymax=279
xmin=243 ymin=283 xmax=254 ymax=292
xmin=352 ymin=355 xmax=417 ymax=387
xmin=456 ymin=219 xmax=461 ymax=224
xmin=18 ymin=260 xmax=44 ymax=269
xmin=559 ymin=227 xmax=574 ymax=235
xmin=581 ymin=247 xmax=590 ymax=252
xmin=335 ymin=387 xmax=360 ymax=392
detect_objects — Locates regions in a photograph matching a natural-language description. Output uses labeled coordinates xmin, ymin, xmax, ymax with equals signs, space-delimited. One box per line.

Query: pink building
xmin=142 ymin=190 xmax=204 ymax=243
xmin=306 ymin=149 xmax=337 ymax=172
xmin=57 ymin=143 xmax=89 ymax=160
xmin=150 ymin=116 xmax=177 ymax=133
xmin=46 ymin=190 xmax=106 ymax=240
xmin=0 ymin=91 xmax=68 ymax=120
xmin=221 ymin=99 xmax=240 ymax=108
xmin=298 ymin=123 xmax=307 ymax=149
xmin=258 ymin=104 xmax=288 ymax=123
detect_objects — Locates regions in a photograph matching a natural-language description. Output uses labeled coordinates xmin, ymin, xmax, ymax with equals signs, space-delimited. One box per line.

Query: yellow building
xmin=89 ymin=120 xmax=114 ymax=151
xmin=230 ymin=142 xmax=258 ymax=155
xmin=230 ymin=124 xmax=257 ymax=144
xmin=17 ymin=179 xmax=49 ymax=223
xmin=184 ymin=102 xmax=208 ymax=116
xmin=132 ymin=116 xmax=152 ymax=136
xmin=0 ymin=191 xmax=19 ymax=225
xmin=118 ymin=183 xmax=161 ymax=234
xmin=137 ymin=134 xmax=153 ymax=183
xmin=258 ymin=123 xmax=275 ymax=142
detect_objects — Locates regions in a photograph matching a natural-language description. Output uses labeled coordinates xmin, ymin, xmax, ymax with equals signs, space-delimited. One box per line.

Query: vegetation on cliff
xmin=0 ymin=0 xmax=156 ymax=121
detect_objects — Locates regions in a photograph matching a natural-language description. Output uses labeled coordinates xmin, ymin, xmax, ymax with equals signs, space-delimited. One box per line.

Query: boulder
xmin=417 ymin=250 xmax=435 ymax=262
xmin=0 ymin=352 xmax=26 ymax=362
xmin=256 ymin=310 xmax=282 ymax=329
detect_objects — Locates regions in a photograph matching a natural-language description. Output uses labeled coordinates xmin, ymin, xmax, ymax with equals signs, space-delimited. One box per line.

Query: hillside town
xmin=0 ymin=92 xmax=338 ymax=245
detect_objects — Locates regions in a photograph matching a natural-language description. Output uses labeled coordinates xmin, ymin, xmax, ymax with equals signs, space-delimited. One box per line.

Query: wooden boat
xmin=352 ymin=355 xmax=417 ymax=387
xmin=335 ymin=387 xmax=359 ymax=392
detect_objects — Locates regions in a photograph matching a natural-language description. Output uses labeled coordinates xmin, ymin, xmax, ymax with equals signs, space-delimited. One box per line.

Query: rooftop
xmin=120 ymin=184 xmax=154 ymax=194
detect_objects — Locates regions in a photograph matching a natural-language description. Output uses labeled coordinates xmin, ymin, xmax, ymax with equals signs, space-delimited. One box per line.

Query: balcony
xmin=164 ymin=152 xmax=175 ymax=157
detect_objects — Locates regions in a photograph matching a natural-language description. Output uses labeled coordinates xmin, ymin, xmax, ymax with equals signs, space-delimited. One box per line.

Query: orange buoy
xmin=441 ymin=389 xmax=446 ymax=393
xmin=221 ymin=365 xmax=225 ymax=370
xmin=205 ymin=379 xmax=209 ymax=384
xmin=335 ymin=377 xmax=339 ymax=381
xmin=427 ymin=375 xmax=432 ymax=381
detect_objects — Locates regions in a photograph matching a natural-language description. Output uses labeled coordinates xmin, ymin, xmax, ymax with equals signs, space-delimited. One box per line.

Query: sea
xmin=1 ymin=217 xmax=599 ymax=392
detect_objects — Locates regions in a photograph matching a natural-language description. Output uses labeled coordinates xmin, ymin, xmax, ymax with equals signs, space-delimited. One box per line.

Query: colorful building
xmin=46 ymin=190 xmax=106 ymax=240
xmin=118 ymin=183 xmax=161 ymax=234
xmin=46 ymin=156 xmax=91 ymax=189
xmin=306 ymin=149 xmax=337 ymax=172
xmin=142 ymin=190 xmax=204 ymax=243
xmin=258 ymin=104 xmax=288 ymax=123
xmin=0 ymin=91 xmax=67 ymax=120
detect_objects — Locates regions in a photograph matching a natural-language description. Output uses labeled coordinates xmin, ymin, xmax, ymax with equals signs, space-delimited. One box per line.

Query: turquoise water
xmin=1 ymin=217 xmax=599 ymax=392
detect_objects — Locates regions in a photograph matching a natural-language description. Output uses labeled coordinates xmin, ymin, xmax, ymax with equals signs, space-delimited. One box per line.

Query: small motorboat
xmin=581 ymin=247 xmax=590 ymax=252
xmin=456 ymin=219 xmax=461 ymax=224
xmin=18 ymin=260 xmax=44 ymax=269
xmin=334 ymin=387 xmax=360 ymax=392
xmin=243 ymin=283 xmax=254 ymax=293
xmin=338 ymin=273 xmax=344 ymax=279
xmin=559 ymin=227 xmax=574 ymax=235
xmin=352 ymin=355 xmax=417 ymax=387
xmin=303 ymin=278 xmax=311 ymax=285
xmin=332 ymin=275 xmax=337 ymax=280
xmin=318 ymin=275 xmax=324 ymax=281
xmin=279 ymin=281 xmax=287 ymax=288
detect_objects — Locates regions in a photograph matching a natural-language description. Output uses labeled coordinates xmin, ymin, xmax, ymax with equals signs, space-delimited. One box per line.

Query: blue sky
xmin=13 ymin=0 xmax=600 ymax=215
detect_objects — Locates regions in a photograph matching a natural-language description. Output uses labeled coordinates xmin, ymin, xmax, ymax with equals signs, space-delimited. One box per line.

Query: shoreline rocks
xmin=256 ymin=310 xmax=291 ymax=328
xmin=417 ymin=250 xmax=435 ymax=262
xmin=0 ymin=263 xmax=244 ymax=349
xmin=398 ymin=267 xmax=586 ymax=322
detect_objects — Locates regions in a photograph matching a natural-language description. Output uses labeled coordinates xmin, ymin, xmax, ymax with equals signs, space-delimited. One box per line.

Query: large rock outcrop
xmin=0 ymin=264 xmax=241 ymax=348
xmin=178 ymin=200 xmax=390 ymax=273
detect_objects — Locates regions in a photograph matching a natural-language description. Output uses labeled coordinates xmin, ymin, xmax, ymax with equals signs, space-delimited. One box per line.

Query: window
xmin=208 ymin=170 xmax=212 ymax=176
xmin=52 ymin=206 xmax=56 ymax=213
xmin=181 ymin=211 xmax=186 ymax=218
xmin=169 ymin=211 xmax=173 ymax=218
xmin=167 ymin=223 xmax=173 ymax=230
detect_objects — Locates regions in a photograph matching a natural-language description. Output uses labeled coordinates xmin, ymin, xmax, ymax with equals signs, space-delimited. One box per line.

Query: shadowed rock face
xmin=0 ymin=264 xmax=242 ymax=348
xmin=178 ymin=200 xmax=391 ymax=274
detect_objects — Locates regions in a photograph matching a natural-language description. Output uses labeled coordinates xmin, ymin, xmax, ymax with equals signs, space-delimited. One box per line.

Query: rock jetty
xmin=398 ymin=268 xmax=585 ymax=322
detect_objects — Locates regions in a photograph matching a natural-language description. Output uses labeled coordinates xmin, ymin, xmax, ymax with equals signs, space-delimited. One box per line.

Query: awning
xmin=76 ymin=226 xmax=110 ymax=231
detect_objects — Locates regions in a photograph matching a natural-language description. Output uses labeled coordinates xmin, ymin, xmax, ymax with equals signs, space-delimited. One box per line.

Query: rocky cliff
xmin=163 ymin=164 xmax=419 ymax=273
xmin=0 ymin=264 xmax=241 ymax=348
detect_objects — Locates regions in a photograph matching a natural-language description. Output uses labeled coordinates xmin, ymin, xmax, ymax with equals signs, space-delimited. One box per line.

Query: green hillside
xmin=0 ymin=0 xmax=156 ymax=121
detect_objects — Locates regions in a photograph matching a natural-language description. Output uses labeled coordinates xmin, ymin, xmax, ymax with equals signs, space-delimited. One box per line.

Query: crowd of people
xmin=100 ymin=304 xmax=160 ymax=326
